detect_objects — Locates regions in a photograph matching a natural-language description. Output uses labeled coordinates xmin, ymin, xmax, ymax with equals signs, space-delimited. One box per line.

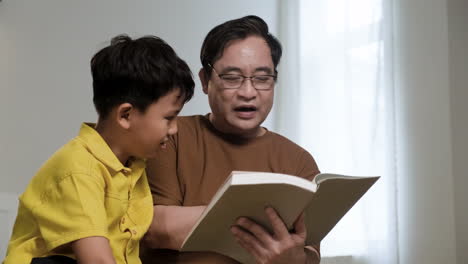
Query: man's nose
xmin=237 ymin=78 xmax=257 ymax=99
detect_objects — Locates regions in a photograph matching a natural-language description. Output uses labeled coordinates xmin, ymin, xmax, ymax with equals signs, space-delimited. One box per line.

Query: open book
xmin=180 ymin=171 xmax=379 ymax=263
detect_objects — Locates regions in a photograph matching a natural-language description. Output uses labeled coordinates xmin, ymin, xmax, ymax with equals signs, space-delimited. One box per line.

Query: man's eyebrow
xmin=219 ymin=66 xmax=274 ymax=74
xmin=253 ymin=67 xmax=274 ymax=74
xmin=219 ymin=66 xmax=242 ymax=74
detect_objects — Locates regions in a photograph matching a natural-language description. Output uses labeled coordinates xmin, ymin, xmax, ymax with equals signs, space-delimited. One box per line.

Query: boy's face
xmin=128 ymin=88 xmax=183 ymax=159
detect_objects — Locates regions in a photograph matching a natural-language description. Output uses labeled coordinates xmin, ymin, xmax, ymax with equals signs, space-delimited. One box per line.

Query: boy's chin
xmin=134 ymin=151 xmax=155 ymax=161
xmin=144 ymin=152 xmax=158 ymax=160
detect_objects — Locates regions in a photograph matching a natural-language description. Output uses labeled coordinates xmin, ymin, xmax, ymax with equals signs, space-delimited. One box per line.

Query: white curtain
xmin=276 ymin=1 xmax=398 ymax=263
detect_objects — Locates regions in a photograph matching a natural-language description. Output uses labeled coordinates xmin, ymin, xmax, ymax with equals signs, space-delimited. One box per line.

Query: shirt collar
xmin=77 ymin=123 xmax=146 ymax=174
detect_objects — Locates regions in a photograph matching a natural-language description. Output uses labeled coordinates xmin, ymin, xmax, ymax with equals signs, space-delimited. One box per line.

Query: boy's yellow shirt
xmin=3 ymin=123 xmax=153 ymax=264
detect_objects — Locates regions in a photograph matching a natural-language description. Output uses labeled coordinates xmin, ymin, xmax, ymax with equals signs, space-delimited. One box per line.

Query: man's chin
xmin=228 ymin=121 xmax=263 ymax=136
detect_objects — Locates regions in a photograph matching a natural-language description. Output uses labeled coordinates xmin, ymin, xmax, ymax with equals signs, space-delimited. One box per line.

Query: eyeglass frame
xmin=208 ymin=64 xmax=277 ymax=90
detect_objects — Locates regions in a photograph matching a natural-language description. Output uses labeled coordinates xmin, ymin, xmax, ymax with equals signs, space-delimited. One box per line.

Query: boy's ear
xmin=116 ymin=103 xmax=134 ymax=129
xmin=199 ymin=68 xmax=209 ymax=94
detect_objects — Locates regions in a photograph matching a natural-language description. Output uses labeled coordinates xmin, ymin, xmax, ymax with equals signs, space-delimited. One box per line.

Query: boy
xmin=3 ymin=34 xmax=194 ymax=264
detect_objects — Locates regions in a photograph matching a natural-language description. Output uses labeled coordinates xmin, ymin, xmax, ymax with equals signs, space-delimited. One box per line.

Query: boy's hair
xmin=91 ymin=34 xmax=194 ymax=119
xmin=200 ymin=15 xmax=282 ymax=78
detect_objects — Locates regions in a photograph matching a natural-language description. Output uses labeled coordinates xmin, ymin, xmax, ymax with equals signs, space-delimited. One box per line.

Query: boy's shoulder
xmin=33 ymin=122 xmax=115 ymax=182
xmin=35 ymin=136 xmax=101 ymax=182
xmin=44 ymin=122 xmax=123 ymax=177
xmin=20 ymin=136 xmax=104 ymax=207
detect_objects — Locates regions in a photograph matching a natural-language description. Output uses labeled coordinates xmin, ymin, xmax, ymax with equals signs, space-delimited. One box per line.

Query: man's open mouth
xmin=234 ymin=106 xmax=257 ymax=112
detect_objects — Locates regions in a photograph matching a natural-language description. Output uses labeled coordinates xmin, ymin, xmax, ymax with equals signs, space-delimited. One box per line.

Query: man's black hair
xmin=200 ymin=15 xmax=282 ymax=78
xmin=91 ymin=34 xmax=194 ymax=119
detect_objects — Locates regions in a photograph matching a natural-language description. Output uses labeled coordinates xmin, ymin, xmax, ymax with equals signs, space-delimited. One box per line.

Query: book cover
xmin=181 ymin=171 xmax=379 ymax=263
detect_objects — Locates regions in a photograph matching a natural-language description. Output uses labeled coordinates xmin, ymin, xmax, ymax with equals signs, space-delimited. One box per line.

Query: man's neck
xmin=208 ymin=113 xmax=266 ymax=139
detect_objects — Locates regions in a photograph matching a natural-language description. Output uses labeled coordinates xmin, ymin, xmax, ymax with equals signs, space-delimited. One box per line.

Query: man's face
xmin=201 ymin=36 xmax=275 ymax=138
xmin=129 ymin=88 xmax=183 ymax=159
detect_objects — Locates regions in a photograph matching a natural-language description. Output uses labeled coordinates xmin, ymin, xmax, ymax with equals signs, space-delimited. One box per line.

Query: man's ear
xmin=199 ymin=68 xmax=209 ymax=94
xmin=116 ymin=103 xmax=134 ymax=129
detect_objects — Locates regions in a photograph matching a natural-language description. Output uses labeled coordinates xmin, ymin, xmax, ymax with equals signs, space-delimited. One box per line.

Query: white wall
xmin=0 ymin=193 xmax=18 ymax=258
xmin=447 ymin=0 xmax=468 ymax=263
xmin=394 ymin=0 xmax=458 ymax=263
xmin=0 ymin=0 xmax=278 ymax=194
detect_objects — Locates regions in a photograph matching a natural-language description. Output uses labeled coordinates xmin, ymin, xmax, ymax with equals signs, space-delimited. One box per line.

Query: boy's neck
xmin=95 ymin=119 xmax=131 ymax=166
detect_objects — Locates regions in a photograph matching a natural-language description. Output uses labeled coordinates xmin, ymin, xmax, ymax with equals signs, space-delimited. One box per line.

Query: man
xmin=142 ymin=16 xmax=321 ymax=264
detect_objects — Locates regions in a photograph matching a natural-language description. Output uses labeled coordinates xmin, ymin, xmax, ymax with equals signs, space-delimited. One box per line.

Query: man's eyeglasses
xmin=209 ymin=65 xmax=277 ymax=90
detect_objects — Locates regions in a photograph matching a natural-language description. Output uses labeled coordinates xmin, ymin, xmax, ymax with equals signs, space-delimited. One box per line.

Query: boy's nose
xmin=168 ymin=119 xmax=178 ymax=135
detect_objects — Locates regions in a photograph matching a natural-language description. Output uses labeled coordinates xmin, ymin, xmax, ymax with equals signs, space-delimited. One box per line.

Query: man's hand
xmin=230 ymin=207 xmax=315 ymax=264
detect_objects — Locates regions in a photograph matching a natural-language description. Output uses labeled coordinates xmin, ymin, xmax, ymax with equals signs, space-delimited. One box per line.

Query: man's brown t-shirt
xmin=143 ymin=115 xmax=320 ymax=263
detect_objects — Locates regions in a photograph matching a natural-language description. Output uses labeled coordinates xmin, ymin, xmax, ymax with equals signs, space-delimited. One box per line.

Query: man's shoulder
xmin=178 ymin=114 xmax=206 ymax=125
xmin=265 ymin=130 xmax=308 ymax=152
xmin=176 ymin=115 xmax=210 ymax=133
xmin=265 ymin=131 xmax=319 ymax=178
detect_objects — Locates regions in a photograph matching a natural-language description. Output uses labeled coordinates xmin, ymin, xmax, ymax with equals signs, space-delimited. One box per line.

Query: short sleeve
xmin=31 ymin=173 xmax=108 ymax=250
xmin=146 ymin=135 xmax=183 ymax=206
xmin=296 ymin=150 xmax=320 ymax=181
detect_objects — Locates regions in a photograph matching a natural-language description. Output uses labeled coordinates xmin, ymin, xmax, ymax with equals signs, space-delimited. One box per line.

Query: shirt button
xmin=121 ymin=217 xmax=126 ymax=225
xmin=132 ymin=229 xmax=137 ymax=235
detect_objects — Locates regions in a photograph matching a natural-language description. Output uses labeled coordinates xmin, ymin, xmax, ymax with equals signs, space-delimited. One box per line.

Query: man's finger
xmin=235 ymin=217 xmax=275 ymax=246
xmin=293 ymin=211 xmax=307 ymax=239
xmin=231 ymin=225 xmax=268 ymax=260
xmin=264 ymin=206 xmax=290 ymax=239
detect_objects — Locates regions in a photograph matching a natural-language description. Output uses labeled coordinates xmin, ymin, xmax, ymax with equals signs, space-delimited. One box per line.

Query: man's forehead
xmin=214 ymin=39 xmax=272 ymax=67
